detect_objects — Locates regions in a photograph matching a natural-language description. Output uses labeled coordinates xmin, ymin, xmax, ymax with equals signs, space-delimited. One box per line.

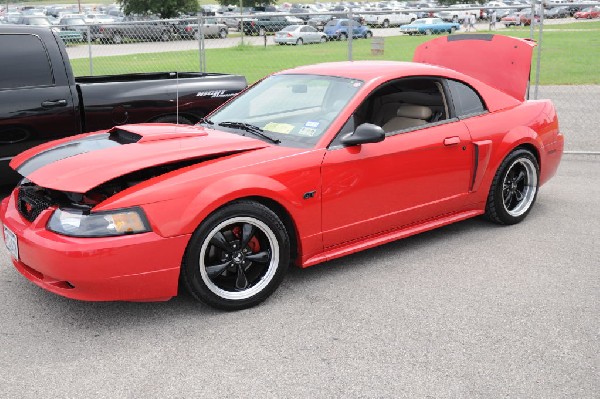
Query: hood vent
xmin=109 ymin=129 xmax=142 ymax=144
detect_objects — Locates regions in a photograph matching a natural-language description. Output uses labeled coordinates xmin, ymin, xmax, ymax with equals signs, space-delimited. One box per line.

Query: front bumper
xmin=1 ymin=191 xmax=190 ymax=302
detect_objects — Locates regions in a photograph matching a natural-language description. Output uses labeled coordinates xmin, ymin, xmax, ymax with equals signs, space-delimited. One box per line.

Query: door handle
xmin=443 ymin=136 xmax=461 ymax=146
xmin=41 ymin=99 xmax=68 ymax=108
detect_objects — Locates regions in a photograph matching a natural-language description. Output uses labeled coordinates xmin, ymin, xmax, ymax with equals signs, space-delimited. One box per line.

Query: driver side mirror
xmin=340 ymin=123 xmax=385 ymax=146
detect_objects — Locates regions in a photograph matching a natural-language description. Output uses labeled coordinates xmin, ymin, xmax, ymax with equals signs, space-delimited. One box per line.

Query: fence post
xmin=348 ymin=9 xmax=353 ymax=61
xmin=87 ymin=25 xmax=93 ymax=75
xmin=197 ymin=13 xmax=206 ymax=72
xmin=534 ymin=10 xmax=545 ymax=100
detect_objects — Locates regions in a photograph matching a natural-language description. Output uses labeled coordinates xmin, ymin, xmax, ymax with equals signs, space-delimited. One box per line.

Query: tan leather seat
xmin=382 ymin=104 xmax=433 ymax=133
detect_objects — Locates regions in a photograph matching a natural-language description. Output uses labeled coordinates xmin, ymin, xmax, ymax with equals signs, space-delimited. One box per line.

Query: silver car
xmin=274 ymin=24 xmax=327 ymax=45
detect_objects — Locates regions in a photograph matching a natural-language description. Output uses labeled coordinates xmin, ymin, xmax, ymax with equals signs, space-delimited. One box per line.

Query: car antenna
xmin=176 ymin=71 xmax=180 ymax=125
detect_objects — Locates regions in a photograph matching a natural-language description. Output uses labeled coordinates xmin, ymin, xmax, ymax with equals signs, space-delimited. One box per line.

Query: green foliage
xmin=214 ymin=0 xmax=278 ymax=9
xmin=118 ymin=0 xmax=198 ymax=19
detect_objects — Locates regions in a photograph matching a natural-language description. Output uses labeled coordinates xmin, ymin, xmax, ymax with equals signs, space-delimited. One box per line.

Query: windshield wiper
xmin=218 ymin=121 xmax=281 ymax=144
xmin=198 ymin=117 xmax=214 ymax=126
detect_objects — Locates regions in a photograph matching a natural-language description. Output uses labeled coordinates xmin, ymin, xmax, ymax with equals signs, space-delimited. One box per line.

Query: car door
xmin=320 ymin=79 xmax=474 ymax=248
xmin=0 ymin=32 xmax=79 ymax=186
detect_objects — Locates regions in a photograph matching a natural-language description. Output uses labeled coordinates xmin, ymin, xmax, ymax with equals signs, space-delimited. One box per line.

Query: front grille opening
xmin=17 ymin=185 xmax=55 ymax=222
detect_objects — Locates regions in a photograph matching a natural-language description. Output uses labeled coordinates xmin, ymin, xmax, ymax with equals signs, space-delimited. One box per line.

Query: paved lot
xmin=0 ymin=152 xmax=598 ymax=397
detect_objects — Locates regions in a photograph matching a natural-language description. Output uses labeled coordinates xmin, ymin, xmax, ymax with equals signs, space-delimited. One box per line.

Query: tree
xmin=118 ymin=0 xmax=198 ymax=19
xmin=214 ymin=0 xmax=278 ymax=9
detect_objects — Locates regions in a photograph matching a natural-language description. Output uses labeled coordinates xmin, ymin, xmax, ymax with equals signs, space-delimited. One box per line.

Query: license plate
xmin=3 ymin=225 xmax=19 ymax=260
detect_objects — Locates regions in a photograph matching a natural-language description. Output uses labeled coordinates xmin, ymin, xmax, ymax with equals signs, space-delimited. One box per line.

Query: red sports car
xmin=574 ymin=6 xmax=600 ymax=19
xmin=1 ymin=35 xmax=564 ymax=310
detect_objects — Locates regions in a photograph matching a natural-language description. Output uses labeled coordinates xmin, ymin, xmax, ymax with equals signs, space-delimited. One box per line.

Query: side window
xmin=447 ymin=79 xmax=486 ymax=118
xmin=0 ymin=34 xmax=53 ymax=90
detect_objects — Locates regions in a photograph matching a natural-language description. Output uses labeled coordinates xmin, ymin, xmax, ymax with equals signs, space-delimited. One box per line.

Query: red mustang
xmin=1 ymin=35 xmax=563 ymax=310
xmin=574 ymin=6 xmax=600 ymax=19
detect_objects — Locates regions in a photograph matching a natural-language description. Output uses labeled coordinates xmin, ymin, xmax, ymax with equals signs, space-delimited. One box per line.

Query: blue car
xmin=323 ymin=19 xmax=373 ymax=40
xmin=400 ymin=18 xmax=461 ymax=35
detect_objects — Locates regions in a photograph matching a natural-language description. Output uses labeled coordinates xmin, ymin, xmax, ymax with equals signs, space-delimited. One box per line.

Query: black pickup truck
xmin=0 ymin=25 xmax=247 ymax=187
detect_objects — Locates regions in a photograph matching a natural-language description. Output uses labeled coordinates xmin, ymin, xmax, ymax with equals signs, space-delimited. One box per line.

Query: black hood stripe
xmin=17 ymin=133 xmax=120 ymax=177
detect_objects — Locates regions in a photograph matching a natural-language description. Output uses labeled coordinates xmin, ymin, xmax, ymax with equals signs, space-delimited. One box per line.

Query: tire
xmin=425 ymin=29 xmax=432 ymax=35
xmin=112 ymin=33 xmax=123 ymax=44
xmin=364 ymin=31 xmax=373 ymax=38
xmin=160 ymin=31 xmax=171 ymax=41
xmin=339 ymin=32 xmax=348 ymax=41
xmin=296 ymin=38 xmax=303 ymax=45
xmin=219 ymin=29 xmax=227 ymax=39
xmin=320 ymin=36 xmax=327 ymax=43
xmin=450 ymin=26 xmax=456 ymax=34
xmin=485 ymin=149 xmax=539 ymax=225
xmin=152 ymin=115 xmax=194 ymax=125
xmin=383 ymin=19 xmax=390 ymax=28
xmin=182 ymin=201 xmax=290 ymax=310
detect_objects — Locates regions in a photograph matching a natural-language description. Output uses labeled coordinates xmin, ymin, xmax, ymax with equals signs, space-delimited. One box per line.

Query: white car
xmin=363 ymin=10 xmax=417 ymax=27
xmin=274 ymin=24 xmax=327 ymax=45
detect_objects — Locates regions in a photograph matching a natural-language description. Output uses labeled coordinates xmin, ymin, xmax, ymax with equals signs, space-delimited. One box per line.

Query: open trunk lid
xmin=413 ymin=34 xmax=536 ymax=102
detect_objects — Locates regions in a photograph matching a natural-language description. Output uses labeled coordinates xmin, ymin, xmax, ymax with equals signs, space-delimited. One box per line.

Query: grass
xmin=70 ymin=21 xmax=600 ymax=85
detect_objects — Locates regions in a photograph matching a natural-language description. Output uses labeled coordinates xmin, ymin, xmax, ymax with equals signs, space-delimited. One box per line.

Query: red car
xmin=1 ymin=35 xmax=564 ymax=310
xmin=574 ymin=6 xmax=600 ymax=19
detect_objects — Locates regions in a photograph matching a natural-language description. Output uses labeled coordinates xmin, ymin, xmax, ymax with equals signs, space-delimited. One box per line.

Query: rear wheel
xmin=383 ymin=19 xmax=390 ymax=28
xmin=339 ymin=32 xmax=348 ymax=41
xmin=485 ymin=149 xmax=539 ymax=225
xmin=296 ymin=38 xmax=303 ymax=45
xmin=450 ymin=26 xmax=456 ymax=34
xmin=425 ymin=29 xmax=432 ymax=35
xmin=219 ymin=29 xmax=227 ymax=38
xmin=320 ymin=36 xmax=327 ymax=43
xmin=364 ymin=31 xmax=373 ymax=38
xmin=182 ymin=201 xmax=290 ymax=310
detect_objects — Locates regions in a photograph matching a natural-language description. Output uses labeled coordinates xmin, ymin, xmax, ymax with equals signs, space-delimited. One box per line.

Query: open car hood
xmin=10 ymin=124 xmax=268 ymax=193
xmin=413 ymin=34 xmax=536 ymax=101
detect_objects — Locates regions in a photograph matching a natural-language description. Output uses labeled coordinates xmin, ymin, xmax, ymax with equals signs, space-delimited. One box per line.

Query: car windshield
xmin=207 ymin=74 xmax=364 ymax=148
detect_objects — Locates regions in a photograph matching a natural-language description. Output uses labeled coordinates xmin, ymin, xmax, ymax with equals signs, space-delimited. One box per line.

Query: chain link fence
xmin=60 ymin=4 xmax=598 ymax=152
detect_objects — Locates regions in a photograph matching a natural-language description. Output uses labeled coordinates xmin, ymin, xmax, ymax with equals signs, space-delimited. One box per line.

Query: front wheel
xmin=485 ymin=149 xmax=539 ymax=225
xmin=320 ymin=36 xmax=327 ymax=43
xmin=449 ymin=26 xmax=456 ymax=34
xmin=364 ymin=31 xmax=373 ymax=38
xmin=425 ymin=29 xmax=432 ymax=35
xmin=182 ymin=201 xmax=290 ymax=310
xmin=339 ymin=32 xmax=348 ymax=41
xmin=219 ymin=29 xmax=227 ymax=39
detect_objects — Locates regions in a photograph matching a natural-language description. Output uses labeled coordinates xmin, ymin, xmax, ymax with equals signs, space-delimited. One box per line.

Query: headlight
xmin=47 ymin=207 xmax=151 ymax=237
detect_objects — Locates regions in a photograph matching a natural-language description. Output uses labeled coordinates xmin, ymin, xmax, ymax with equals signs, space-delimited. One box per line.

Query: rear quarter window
xmin=447 ymin=79 xmax=487 ymax=118
xmin=0 ymin=34 xmax=54 ymax=90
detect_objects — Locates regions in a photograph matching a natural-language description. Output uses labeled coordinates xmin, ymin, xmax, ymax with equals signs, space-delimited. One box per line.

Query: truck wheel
xmin=153 ymin=115 xmax=194 ymax=125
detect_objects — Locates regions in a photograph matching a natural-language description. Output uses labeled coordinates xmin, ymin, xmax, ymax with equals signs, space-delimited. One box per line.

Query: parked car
xmin=323 ymin=18 xmax=373 ymax=40
xmin=0 ymin=35 xmax=563 ymax=310
xmin=180 ymin=18 xmax=229 ymax=39
xmin=242 ymin=15 xmax=293 ymax=35
xmin=57 ymin=16 xmax=91 ymax=40
xmin=307 ymin=14 xmax=335 ymax=31
xmin=574 ymin=6 xmax=600 ymax=19
xmin=400 ymin=18 xmax=460 ymax=35
xmin=84 ymin=13 xmax=116 ymax=24
xmin=363 ymin=9 xmax=417 ymax=27
xmin=545 ymin=6 xmax=570 ymax=19
xmin=274 ymin=24 xmax=327 ymax=45
xmin=0 ymin=25 xmax=247 ymax=188
xmin=95 ymin=19 xmax=177 ymax=43
xmin=17 ymin=16 xmax=83 ymax=42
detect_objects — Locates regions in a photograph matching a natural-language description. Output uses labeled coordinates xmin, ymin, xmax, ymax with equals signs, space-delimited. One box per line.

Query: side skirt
xmin=301 ymin=209 xmax=484 ymax=268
